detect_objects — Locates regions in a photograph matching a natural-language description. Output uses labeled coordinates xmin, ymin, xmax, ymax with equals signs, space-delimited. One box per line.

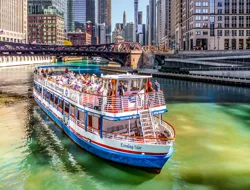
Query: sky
xmin=112 ymin=0 xmax=148 ymax=30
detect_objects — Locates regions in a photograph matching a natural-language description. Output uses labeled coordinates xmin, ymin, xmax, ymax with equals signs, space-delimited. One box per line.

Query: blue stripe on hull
xmin=35 ymin=97 xmax=173 ymax=170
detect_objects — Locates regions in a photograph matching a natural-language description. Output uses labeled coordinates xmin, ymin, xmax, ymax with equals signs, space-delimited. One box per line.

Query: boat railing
xmin=70 ymin=117 xmax=174 ymax=145
xmin=34 ymin=74 xmax=166 ymax=114
xmin=153 ymin=116 xmax=176 ymax=139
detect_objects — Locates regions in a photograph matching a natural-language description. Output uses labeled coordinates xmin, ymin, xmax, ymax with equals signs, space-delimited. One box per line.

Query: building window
xmin=239 ymin=30 xmax=244 ymax=36
xmin=217 ymin=30 xmax=222 ymax=36
xmin=232 ymin=30 xmax=237 ymax=36
xmin=224 ymin=16 xmax=230 ymax=28
xmin=225 ymin=30 xmax=230 ymax=36
xmin=196 ymin=23 xmax=201 ymax=28
xmin=246 ymin=30 xmax=250 ymax=36
xmin=217 ymin=16 xmax=222 ymax=21
xmin=203 ymin=2 xmax=208 ymax=6
xmin=217 ymin=23 xmax=222 ymax=28
xmin=203 ymin=16 xmax=208 ymax=21
xmin=196 ymin=9 xmax=201 ymax=13
xmin=203 ymin=9 xmax=208 ymax=13
xmin=239 ymin=16 xmax=244 ymax=28
xmin=196 ymin=16 xmax=201 ymax=21
xmin=217 ymin=9 xmax=223 ymax=14
xmin=232 ymin=16 xmax=237 ymax=28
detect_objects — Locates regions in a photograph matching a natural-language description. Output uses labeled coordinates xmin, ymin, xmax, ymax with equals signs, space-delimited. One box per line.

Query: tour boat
xmin=33 ymin=65 xmax=176 ymax=173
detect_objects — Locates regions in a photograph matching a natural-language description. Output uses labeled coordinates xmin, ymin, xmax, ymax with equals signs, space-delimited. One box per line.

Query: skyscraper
xmin=125 ymin=22 xmax=136 ymax=42
xmin=123 ymin=11 xmax=126 ymax=27
xmin=86 ymin=0 xmax=95 ymax=24
xmin=149 ymin=0 xmax=156 ymax=46
xmin=134 ymin=0 xmax=138 ymax=33
xmin=67 ymin=0 xmax=75 ymax=32
xmin=138 ymin=11 xmax=143 ymax=25
xmin=98 ymin=0 xmax=112 ymax=43
xmin=0 ymin=0 xmax=28 ymax=42
xmin=74 ymin=0 xmax=95 ymax=31
xmin=74 ymin=0 xmax=86 ymax=31
xmin=146 ymin=5 xmax=149 ymax=45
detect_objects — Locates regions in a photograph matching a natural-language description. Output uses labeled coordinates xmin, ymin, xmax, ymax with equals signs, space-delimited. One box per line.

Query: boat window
xmin=46 ymin=92 xmax=51 ymax=102
xmin=78 ymin=110 xmax=85 ymax=123
xmin=65 ymin=103 xmax=69 ymax=114
xmin=50 ymin=93 xmax=54 ymax=103
xmin=43 ymin=90 xmax=46 ymax=99
xmin=58 ymin=100 xmax=63 ymax=113
xmin=54 ymin=96 xmax=59 ymax=106
xmin=70 ymin=105 xmax=76 ymax=116
xmin=130 ymin=79 xmax=140 ymax=91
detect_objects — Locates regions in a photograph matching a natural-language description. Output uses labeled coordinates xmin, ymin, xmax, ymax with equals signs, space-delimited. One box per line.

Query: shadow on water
xmin=22 ymin=101 xmax=156 ymax=189
xmin=217 ymin=103 xmax=250 ymax=127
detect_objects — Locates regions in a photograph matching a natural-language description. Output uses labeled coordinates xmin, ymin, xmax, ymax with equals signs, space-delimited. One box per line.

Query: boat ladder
xmin=139 ymin=110 xmax=156 ymax=140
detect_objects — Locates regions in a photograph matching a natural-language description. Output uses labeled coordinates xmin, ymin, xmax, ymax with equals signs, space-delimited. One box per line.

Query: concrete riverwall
xmin=0 ymin=56 xmax=55 ymax=67
xmin=100 ymin=66 xmax=250 ymax=87
xmin=190 ymin=70 xmax=250 ymax=79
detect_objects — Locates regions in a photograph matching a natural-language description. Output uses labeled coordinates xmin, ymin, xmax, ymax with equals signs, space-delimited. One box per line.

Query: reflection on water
xmin=0 ymin=61 xmax=250 ymax=190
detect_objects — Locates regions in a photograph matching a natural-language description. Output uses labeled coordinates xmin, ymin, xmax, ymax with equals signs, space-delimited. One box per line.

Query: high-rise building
xmin=138 ymin=24 xmax=146 ymax=45
xmin=74 ymin=0 xmax=86 ymax=31
xmin=138 ymin=11 xmax=143 ymax=25
xmin=125 ymin=22 xmax=136 ymax=42
xmin=148 ymin=0 xmax=157 ymax=46
xmin=67 ymin=0 xmax=75 ymax=32
xmin=98 ymin=23 xmax=106 ymax=44
xmin=146 ymin=5 xmax=150 ymax=45
xmin=0 ymin=0 xmax=28 ymax=43
xmin=157 ymin=0 xmax=167 ymax=48
xmin=86 ymin=0 xmax=95 ymax=24
xmin=123 ymin=11 xmax=126 ymax=27
xmin=28 ymin=7 xmax=65 ymax=45
xmin=134 ymin=0 xmax=138 ymax=33
xmin=98 ymin=0 xmax=112 ymax=43
xmin=28 ymin=0 xmax=67 ymax=30
xmin=170 ymin=0 xmax=250 ymax=51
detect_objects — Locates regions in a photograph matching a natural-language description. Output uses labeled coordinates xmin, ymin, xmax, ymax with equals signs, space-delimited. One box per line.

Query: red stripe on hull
xmin=69 ymin=126 xmax=169 ymax=156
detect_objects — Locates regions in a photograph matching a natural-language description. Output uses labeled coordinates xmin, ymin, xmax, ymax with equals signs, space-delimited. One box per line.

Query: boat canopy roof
xmin=36 ymin=65 xmax=81 ymax=69
xmin=36 ymin=65 xmax=152 ymax=80
xmin=101 ymin=73 xmax=152 ymax=80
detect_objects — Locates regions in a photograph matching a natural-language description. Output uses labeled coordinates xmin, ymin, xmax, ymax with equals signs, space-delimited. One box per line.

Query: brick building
xmin=67 ymin=31 xmax=91 ymax=46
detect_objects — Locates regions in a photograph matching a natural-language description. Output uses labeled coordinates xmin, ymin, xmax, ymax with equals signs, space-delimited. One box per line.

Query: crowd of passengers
xmin=38 ymin=68 xmax=161 ymax=96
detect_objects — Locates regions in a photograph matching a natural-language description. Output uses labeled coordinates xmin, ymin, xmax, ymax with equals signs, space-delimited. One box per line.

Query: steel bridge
xmin=0 ymin=42 xmax=143 ymax=66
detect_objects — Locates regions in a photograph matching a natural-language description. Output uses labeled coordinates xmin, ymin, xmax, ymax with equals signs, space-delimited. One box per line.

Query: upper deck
xmin=34 ymin=65 xmax=167 ymax=119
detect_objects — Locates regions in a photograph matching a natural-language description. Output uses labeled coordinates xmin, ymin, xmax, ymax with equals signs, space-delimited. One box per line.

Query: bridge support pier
xmin=130 ymin=50 xmax=143 ymax=68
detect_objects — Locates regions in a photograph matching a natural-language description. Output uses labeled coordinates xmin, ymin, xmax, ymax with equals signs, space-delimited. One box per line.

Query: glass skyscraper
xmin=74 ymin=0 xmax=95 ymax=31
xmin=67 ymin=0 xmax=75 ymax=32
xmin=98 ymin=0 xmax=112 ymax=43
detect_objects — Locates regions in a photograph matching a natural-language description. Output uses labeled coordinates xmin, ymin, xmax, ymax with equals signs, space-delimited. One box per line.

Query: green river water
xmin=0 ymin=61 xmax=250 ymax=190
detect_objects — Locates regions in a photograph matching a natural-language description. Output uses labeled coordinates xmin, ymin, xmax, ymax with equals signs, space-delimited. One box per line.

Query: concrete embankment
xmin=0 ymin=56 xmax=55 ymax=67
xmin=100 ymin=66 xmax=250 ymax=87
